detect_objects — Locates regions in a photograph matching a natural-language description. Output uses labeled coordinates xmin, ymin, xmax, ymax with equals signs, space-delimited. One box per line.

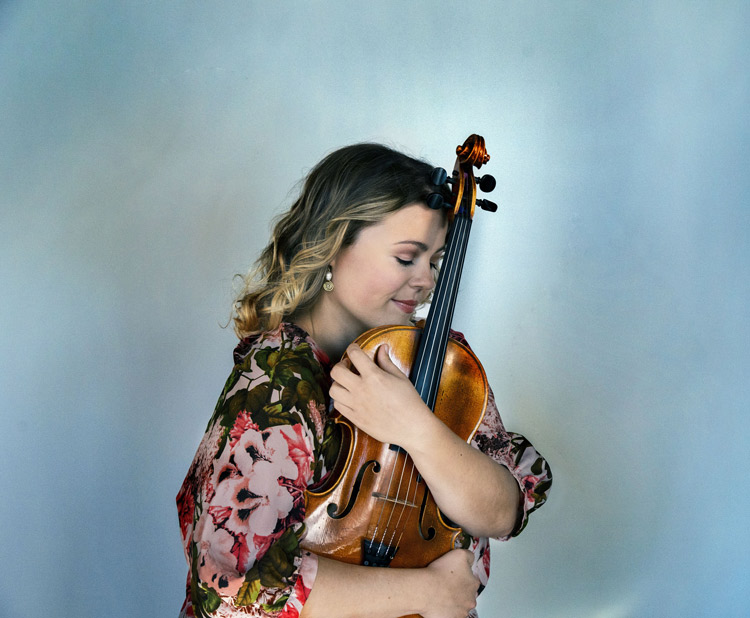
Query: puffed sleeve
xmin=471 ymin=386 xmax=552 ymax=539
xmin=449 ymin=329 xmax=552 ymax=540
xmin=176 ymin=326 xmax=334 ymax=618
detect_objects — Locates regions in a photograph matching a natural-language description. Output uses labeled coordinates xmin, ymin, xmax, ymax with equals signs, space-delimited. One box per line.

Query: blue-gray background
xmin=1 ymin=2 xmax=748 ymax=617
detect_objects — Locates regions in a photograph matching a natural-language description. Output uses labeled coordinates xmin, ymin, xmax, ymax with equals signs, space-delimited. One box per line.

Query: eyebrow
xmin=394 ymin=240 xmax=446 ymax=253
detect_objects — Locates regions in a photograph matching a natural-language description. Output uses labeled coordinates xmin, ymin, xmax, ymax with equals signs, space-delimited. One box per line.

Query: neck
xmin=290 ymin=304 xmax=356 ymax=362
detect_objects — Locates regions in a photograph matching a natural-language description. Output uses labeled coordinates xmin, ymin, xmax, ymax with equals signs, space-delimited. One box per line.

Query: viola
xmin=301 ymin=135 xmax=497 ymax=618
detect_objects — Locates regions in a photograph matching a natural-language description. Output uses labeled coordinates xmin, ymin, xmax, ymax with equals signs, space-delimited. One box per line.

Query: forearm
xmin=405 ymin=411 xmax=522 ymax=538
xmin=330 ymin=344 xmax=523 ymax=538
xmin=300 ymin=555 xmax=428 ymax=618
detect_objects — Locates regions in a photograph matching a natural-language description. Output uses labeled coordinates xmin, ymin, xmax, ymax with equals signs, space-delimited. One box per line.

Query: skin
xmin=295 ymin=203 xmax=522 ymax=618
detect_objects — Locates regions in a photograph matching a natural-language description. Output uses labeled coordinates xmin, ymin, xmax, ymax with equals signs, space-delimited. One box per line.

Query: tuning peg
xmin=426 ymin=192 xmax=446 ymax=210
xmin=430 ymin=167 xmax=449 ymax=186
xmin=478 ymin=174 xmax=496 ymax=193
xmin=476 ymin=199 xmax=498 ymax=212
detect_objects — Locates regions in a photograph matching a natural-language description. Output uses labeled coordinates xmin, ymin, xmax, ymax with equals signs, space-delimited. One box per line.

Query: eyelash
xmin=396 ymin=257 xmax=439 ymax=270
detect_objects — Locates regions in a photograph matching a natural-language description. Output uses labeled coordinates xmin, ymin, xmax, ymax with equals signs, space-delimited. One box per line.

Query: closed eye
xmin=395 ymin=257 xmax=413 ymax=266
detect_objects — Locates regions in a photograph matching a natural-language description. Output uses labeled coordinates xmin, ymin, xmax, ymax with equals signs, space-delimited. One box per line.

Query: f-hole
xmin=418 ymin=485 xmax=436 ymax=540
xmin=327 ymin=460 xmax=381 ymax=519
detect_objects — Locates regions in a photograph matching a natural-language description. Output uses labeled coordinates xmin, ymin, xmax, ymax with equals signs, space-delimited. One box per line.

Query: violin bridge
xmin=362 ymin=537 xmax=398 ymax=567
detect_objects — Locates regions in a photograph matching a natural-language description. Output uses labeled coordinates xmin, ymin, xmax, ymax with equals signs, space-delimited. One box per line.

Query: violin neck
xmin=411 ymin=212 xmax=472 ymax=410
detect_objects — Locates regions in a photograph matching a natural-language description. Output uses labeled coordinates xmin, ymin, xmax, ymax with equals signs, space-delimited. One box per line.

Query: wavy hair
xmin=232 ymin=143 xmax=449 ymax=338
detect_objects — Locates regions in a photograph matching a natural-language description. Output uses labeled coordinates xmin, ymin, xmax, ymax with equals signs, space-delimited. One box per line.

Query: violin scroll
xmin=455 ymin=133 xmax=490 ymax=168
xmin=426 ymin=134 xmax=498 ymax=217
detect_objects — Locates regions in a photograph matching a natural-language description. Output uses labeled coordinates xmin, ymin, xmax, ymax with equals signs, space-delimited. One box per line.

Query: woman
xmin=176 ymin=143 xmax=551 ymax=618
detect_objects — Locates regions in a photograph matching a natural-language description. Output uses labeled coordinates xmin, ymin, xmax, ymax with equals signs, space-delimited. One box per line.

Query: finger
xmin=329 ymin=381 xmax=354 ymax=409
xmin=345 ymin=343 xmax=378 ymax=375
xmin=330 ymin=362 xmax=358 ymax=390
xmin=335 ymin=356 xmax=353 ymax=371
xmin=375 ymin=344 xmax=407 ymax=378
xmin=331 ymin=350 xmax=368 ymax=389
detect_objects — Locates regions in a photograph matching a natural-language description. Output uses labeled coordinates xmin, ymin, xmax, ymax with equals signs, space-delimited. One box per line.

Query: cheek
xmin=340 ymin=261 xmax=401 ymax=304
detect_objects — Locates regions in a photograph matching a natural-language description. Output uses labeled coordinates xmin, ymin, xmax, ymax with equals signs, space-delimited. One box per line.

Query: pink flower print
xmin=193 ymin=511 xmax=244 ymax=596
xmin=306 ymin=400 xmax=325 ymax=440
xmin=280 ymin=553 xmax=317 ymax=618
xmin=213 ymin=427 xmax=299 ymax=538
xmin=281 ymin=423 xmax=314 ymax=486
xmin=207 ymin=455 xmax=240 ymax=503
xmin=229 ymin=410 xmax=259 ymax=447
xmin=190 ymin=420 xmax=225 ymax=494
xmin=521 ymin=474 xmax=540 ymax=506
xmin=176 ymin=484 xmax=195 ymax=539
xmin=212 ymin=471 xmax=293 ymax=540
xmin=207 ymin=505 xmax=232 ymax=527
xmin=233 ymin=426 xmax=299 ymax=483
xmin=229 ymin=532 xmax=252 ymax=576
xmin=250 ymin=528 xmax=278 ymax=560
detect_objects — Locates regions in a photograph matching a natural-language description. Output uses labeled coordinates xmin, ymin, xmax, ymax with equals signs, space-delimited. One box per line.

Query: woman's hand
xmin=329 ymin=343 xmax=430 ymax=449
xmin=330 ymin=343 xmax=521 ymax=539
xmin=420 ymin=549 xmax=480 ymax=618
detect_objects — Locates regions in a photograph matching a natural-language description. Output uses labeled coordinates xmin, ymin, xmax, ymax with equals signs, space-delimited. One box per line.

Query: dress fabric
xmin=176 ymin=323 xmax=551 ymax=617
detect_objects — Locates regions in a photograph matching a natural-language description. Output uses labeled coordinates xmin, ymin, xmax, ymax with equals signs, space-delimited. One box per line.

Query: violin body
xmin=301 ymin=135 xmax=496 ymax=617
xmin=302 ymin=324 xmax=488 ymax=568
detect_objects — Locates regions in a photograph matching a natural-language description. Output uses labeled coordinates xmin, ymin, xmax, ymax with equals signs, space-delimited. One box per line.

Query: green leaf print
xmin=236 ymin=574 xmax=261 ymax=606
xmin=257 ymin=528 xmax=299 ymax=588
xmin=254 ymin=347 xmax=273 ymax=373
xmin=280 ymin=377 xmax=300 ymax=409
xmin=271 ymin=357 xmax=297 ymax=386
xmin=192 ymin=581 xmax=221 ymax=616
xmin=267 ymin=349 xmax=280 ymax=368
xmin=244 ymin=382 xmax=272 ymax=412
xmin=263 ymin=595 xmax=290 ymax=613
xmin=295 ymin=379 xmax=315 ymax=403
xmin=531 ymin=456 xmax=544 ymax=475
xmin=264 ymin=402 xmax=290 ymax=426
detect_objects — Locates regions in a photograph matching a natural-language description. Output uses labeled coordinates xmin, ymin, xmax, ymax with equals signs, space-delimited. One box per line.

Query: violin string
xmin=365 ymin=207 xmax=471 ymax=561
xmin=417 ymin=214 xmax=469 ymax=403
xmin=371 ymin=213 xmax=470 ymax=556
xmin=392 ymin=458 xmax=422 ymax=552
xmin=373 ymin=448 xmax=409 ymax=555
xmin=388 ymin=216 xmax=468 ymax=551
xmin=378 ymin=453 xmax=418 ymax=556
xmin=370 ymin=444 xmax=403 ymax=555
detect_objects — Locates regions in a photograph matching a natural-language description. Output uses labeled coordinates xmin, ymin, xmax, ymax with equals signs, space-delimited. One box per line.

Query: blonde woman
xmin=176 ymin=143 xmax=551 ymax=618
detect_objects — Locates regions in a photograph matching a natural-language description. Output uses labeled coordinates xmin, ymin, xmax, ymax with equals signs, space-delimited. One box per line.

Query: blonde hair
xmin=232 ymin=143 xmax=448 ymax=338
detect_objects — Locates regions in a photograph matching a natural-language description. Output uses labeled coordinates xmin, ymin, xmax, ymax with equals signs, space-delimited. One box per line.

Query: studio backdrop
xmin=1 ymin=2 xmax=748 ymax=617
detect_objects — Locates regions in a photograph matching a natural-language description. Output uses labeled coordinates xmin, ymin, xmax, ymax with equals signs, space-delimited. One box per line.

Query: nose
xmin=411 ymin=259 xmax=436 ymax=292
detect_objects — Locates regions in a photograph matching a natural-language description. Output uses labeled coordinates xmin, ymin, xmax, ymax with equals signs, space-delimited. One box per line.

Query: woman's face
xmin=320 ymin=202 xmax=448 ymax=342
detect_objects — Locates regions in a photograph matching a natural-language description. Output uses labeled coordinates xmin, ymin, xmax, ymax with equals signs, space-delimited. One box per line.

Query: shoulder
xmin=222 ymin=323 xmax=331 ymax=436
xmin=233 ymin=323 xmax=330 ymax=372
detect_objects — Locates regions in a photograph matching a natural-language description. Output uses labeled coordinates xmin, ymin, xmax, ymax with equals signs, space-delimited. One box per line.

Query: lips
xmin=392 ymin=299 xmax=418 ymax=313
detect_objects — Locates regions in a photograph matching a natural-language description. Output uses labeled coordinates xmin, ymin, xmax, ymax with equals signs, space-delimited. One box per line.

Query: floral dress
xmin=176 ymin=323 xmax=551 ymax=617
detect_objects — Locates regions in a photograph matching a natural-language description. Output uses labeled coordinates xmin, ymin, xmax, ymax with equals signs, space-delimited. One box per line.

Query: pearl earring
xmin=323 ymin=267 xmax=334 ymax=292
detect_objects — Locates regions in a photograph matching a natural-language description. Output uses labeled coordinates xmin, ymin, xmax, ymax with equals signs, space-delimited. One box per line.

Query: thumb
xmin=376 ymin=344 xmax=407 ymax=377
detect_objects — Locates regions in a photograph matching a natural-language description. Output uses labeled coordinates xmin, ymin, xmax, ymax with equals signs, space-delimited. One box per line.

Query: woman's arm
xmin=329 ymin=344 xmax=522 ymax=538
xmin=301 ymin=550 xmax=479 ymax=618
xmin=178 ymin=330 xmax=334 ymax=617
